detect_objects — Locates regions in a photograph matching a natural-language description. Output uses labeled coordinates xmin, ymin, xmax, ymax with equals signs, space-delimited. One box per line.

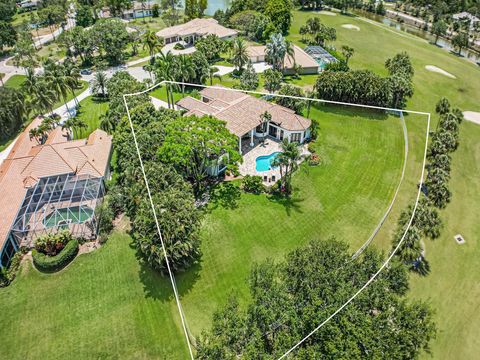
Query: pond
xmin=153 ymin=0 xmax=231 ymax=16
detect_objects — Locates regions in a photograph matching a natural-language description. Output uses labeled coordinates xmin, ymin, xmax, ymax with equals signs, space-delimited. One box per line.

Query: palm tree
xmin=341 ymin=45 xmax=354 ymax=64
xmin=33 ymin=79 xmax=57 ymax=115
xmin=143 ymin=30 xmax=164 ymax=65
xmin=90 ymin=71 xmax=108 ymax=98
xmin=99 ymin=114 xmax=116 ymax=134
xmin=272 ymin=139 xmax=301 ymax=195
xmin=258 ymin=111 xmax=271 ymax=145
xmin=177 ymin=54 xmax=195 ymax=93
xmin=305 ymin=89 xmax=316 ymax=118
xmin=29 ymin=127 xmax=42 ymax=144
xmin=153 ymin=51 xmax=178 ymax=108
xmin=202 ymin=66 xmax=221 ymax=85
xmin=231 ymin=38 xmax=249 ymax=72
xmin=63 ymin=60 xmax=82 ymax=106
xmin=62 ymin=116 xmax=87 ymax=139
xmin=284 ymin=40 xmax=295 ymax=69
xmin=43 ymin=60 xmax=72 ymax=114
xmin=266 ymin=33 xmax=287 ymax=71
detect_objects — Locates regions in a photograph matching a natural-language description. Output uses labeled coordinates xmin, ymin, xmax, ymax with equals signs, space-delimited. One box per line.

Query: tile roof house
xmin=246 ymin=44 xmax=320 ymax=75
xmin=156 ymin=18 xmax=238 ymax=45
xmin=176 ymin=86 xmax=312 ymax=154
xmin=0 ymin=118 xmax=112 ymax=269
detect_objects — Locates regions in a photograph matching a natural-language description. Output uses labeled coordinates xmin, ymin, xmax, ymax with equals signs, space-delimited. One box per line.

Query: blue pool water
xmin=255 ymin=152 xmax=281 ymax=172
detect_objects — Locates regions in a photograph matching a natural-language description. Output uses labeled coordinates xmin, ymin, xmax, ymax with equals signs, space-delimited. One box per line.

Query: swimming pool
xmin=255 ymin=152 xmax=281 ymax=172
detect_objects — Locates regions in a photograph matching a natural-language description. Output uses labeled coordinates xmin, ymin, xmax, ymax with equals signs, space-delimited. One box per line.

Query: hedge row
xmin=32 ymin=239 xmax=79 ymax=273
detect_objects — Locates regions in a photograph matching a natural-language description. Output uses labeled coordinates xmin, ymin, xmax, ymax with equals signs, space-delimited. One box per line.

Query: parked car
xmin=80 ymin=69 xmax=92 ymax=75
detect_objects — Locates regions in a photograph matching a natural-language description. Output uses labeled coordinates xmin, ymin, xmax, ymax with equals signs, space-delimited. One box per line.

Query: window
xmin=290 ymin=132 xmax=302 ymax=143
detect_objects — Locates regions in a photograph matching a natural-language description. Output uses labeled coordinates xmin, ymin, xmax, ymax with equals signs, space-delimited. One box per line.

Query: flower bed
xmin=32 ymin=239 xmax=79 ymax=273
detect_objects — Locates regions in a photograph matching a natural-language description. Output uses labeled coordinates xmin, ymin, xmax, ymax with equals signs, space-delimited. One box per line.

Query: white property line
xmin=278 ymin=113 xmax=430 ymax=359
xmin=123 ymin=81 xmax=431 ymax=359
xmin=122 ymin=94 xmax=195 ymax=360
xmin=351 ymin=111 xmax=409 ymax=260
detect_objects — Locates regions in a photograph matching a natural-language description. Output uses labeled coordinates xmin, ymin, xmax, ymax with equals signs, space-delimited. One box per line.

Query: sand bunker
xmin=463 ymin=111 xmax=480 ymax=125
xmin=318 ymin=10 xmax=337 ymax=16
xmin=342 ymin=24 xmax=360 ymax=31
xmin=425 ymin=65 xmax=456 ymax=79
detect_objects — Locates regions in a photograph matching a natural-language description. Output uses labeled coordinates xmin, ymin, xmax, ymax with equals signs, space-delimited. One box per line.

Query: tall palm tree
xmin=143 ymin=30 xmax=164 ymax=65
xmin=63 ymin=60 xmax=82 ymax=106
xmin=90 ymin=71 xmax=108 ymax=98
xmin=202 ymin=66 xmax=221 ymax=85
xmin=266 ymin=33 xmax=287 ymax=71
xmin=284 ymin=40 xmax=295 ymax=69
xmin=43 ymin=60 xmax=72 ymax=114
xmin=153 ymin=51 xmax=179 ymax=108
xmin=272 ymin=139 xmax=301 ymax=195
xmin=177 ymin=54 xmax=195 ymax=93
xmin=33 ymin=79 xmax=57 ymax=115
xmin=231 ymin=38 xmax=249 ymax=72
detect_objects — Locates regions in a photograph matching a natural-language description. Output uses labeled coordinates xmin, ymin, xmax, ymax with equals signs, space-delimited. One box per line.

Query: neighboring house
xmin=18 ymin=0 xmax=38 ymax=9
xmin=176 ymin=86 xmax=311 ymax=154
xmin=452 ymin=12 xmax=480 ymax=30
xmin=122 ymin=1 xmax=153 ymax=20
xmin=0 ymin=118 xmax=112 ymax=269
xmin=156 ymin=18 xmax=238 ymax=45
xmin=246 ymin=44 xmax=320 ymax=75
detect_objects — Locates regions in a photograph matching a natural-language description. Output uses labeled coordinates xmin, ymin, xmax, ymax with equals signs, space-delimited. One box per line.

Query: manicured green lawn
xmin=176 ymin=106 xmax=426 ymax=336
xmin=128 ymin=17 xmax=167 ymax=32
xmin=287 ymin=10 xmax=480 ymax=359
xmin=409 ymin=121 xmax=480 ymax=359
xmin=0 ymin=231 xmax=190 ymax=359
xmin=4 ymin=74 xmax=26 ymax=89
xmin=1 ymin=9 xmax=479 ymax=360
xmin=74 ymin=96 xmax=109 ymax=139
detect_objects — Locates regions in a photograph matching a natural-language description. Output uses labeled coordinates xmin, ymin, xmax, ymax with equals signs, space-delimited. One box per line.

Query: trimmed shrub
xmin=242 ymin=175 xmax=265 ymax=194
xmin=173 ymin=43 xmax=185 ymax=50
xmin=307 ymin=142 xmax=316 ymax=154
xmin=95 ymin=198 xmax=115 ymax=238
xmin=308 ymin=153 xmax=321 ymax=166
xmin=32 ymin=239 xmax=79 ymax=273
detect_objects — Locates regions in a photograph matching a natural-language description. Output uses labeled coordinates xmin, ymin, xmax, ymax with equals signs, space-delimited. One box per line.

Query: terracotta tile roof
xmin=177 ymin=96 xmax=218 ymax=114
xmin=156 ymin=18 xmax=238 ymax=39
xmin=176 ymin=86 xmax=311 ymax=137
xmin=0 ymin=124 xmax=112 ymax=253
xmin=246 ymin=45 xmax=266 ymax=57
xmin=246 ymin=44 xmax=319 ymax=70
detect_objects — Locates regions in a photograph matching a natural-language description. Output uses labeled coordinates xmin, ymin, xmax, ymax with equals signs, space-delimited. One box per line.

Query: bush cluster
xmin=308 ymin=153 xmax=321 ymax=166
xmin=0 ymin=252 xmax=23 ymax=287
xmin=32 ymin=239 xmax=79 ymax=273
xmin=242 ymin=175 xmax=265 ymax=194
xmin=35 ymin=230 xmax=72 ymax=256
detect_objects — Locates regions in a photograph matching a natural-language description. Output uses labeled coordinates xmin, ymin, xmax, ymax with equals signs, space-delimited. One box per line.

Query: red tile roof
xmin=0 ymin=120 xmax=112 ymax=252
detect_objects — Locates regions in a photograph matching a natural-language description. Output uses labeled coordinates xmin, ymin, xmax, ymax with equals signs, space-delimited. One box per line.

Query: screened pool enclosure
xmin=9 ymin=173 xmax=106 ymax=248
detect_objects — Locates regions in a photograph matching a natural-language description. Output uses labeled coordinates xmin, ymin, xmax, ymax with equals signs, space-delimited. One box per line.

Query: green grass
xmin=176 ymin=106 xmax=426 ymax=336
xmin=0 ymin=231 xmax=190 ymax=359
xmin=1 ymin=9 xmax=479 ymax=359
xmin=286 ymin=10 xmax=480 ymax=359
xmin=408 ymin=121 xmax=480 ymax=359
xmin=128 ymin=17 xmax=167 ymax=32
xmin=4 ymin=75 xmax=26 ymax=89
xmin=74 ymin=96 xmax=109 ymax=139
xmin=288 ymin=10 xmax=480 ymax=113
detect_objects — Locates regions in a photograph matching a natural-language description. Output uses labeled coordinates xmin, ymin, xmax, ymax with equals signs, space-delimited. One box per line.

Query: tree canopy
xmin=197 ymin=238 xmax=436 ymax=358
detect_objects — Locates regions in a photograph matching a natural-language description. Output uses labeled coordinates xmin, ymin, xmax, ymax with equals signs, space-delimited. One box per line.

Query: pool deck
xmin=238 ymin=137 xmax=309 ymax=183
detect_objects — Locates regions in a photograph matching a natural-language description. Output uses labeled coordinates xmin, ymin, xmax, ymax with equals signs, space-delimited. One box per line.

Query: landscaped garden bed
xmin=32 ymin=231 xmax=79 ymax=273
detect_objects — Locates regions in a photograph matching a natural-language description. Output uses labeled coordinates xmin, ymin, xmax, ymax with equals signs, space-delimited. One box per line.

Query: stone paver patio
xmin=238 ymin=137 xmax=309 ymax=183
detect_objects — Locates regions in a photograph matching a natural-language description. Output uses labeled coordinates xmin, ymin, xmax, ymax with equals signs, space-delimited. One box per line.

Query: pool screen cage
xmin=304 ymin=46 xmax=339 ymax=64
xmin=9 ymin=173 xmax=106 ymax=248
